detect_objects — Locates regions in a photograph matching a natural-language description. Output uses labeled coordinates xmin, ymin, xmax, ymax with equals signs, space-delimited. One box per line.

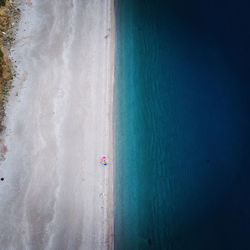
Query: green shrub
xmin=0 ymin=0 xmax=6 ymax=7
xmin=0 ymin=49 xmax=3 ymax=58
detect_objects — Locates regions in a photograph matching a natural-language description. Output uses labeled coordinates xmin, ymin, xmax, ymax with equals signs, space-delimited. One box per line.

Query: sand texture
xmin=0 ymin=0 xmax=114 ymax=249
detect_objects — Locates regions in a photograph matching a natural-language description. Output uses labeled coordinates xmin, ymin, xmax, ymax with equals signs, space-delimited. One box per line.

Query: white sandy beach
xmin=0 ymin=0 xmax=114 ymax=249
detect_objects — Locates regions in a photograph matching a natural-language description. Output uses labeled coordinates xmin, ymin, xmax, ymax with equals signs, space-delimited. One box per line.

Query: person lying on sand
xmin=100 ymin=156 xmax=108 ymax=166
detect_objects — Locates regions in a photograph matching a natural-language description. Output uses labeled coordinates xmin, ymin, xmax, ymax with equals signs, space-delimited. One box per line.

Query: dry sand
xmin=0 ymin=0 xmax=114 ymax=249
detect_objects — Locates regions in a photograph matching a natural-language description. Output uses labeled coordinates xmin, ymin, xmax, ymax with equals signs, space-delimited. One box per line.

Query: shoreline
xmin=0 ymin=0 xmax=115 ymax=249
xmin=107 ymin=0 xmax=115 ymax=247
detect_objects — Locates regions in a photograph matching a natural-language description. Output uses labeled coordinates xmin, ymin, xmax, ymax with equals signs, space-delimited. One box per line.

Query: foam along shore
xmin=0 ymin=0 xmax=114 ymax=249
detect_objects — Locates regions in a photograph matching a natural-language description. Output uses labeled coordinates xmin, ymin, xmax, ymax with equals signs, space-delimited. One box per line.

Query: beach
xmin=0 ymin=0 xmax=114 ymax=249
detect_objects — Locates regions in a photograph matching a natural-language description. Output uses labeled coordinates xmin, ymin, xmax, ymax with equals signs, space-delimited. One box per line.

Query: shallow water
xmin=115 ymin=0 xmax=250 ymax=249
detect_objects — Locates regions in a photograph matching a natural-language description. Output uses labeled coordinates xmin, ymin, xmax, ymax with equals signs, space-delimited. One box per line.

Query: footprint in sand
xmin=26 ymin=0 xmax=33 ymax=7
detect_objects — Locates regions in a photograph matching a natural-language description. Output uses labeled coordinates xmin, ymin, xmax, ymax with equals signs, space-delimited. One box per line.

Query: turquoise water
xmin=115 ymin=0 xmax=250 ymax=249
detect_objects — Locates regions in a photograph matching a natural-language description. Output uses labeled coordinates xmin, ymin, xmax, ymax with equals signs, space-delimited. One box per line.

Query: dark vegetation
xmin=0 ymin=0 xmax=6 ymax=7
xmin=0 ymin=1 xmax=19 ymax=131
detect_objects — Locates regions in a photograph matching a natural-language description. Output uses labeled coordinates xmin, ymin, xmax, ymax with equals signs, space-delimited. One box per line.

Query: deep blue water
xmin=114 ymin=0 xmax=250 ymax=249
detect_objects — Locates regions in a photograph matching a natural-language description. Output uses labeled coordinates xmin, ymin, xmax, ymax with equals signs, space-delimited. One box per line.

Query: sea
xmin=114 ymin=0 xmax=250 ymax=249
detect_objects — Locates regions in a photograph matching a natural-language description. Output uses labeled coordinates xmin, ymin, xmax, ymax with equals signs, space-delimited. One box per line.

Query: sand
xmin=0 ymin=0 xmax=114 ymax=249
